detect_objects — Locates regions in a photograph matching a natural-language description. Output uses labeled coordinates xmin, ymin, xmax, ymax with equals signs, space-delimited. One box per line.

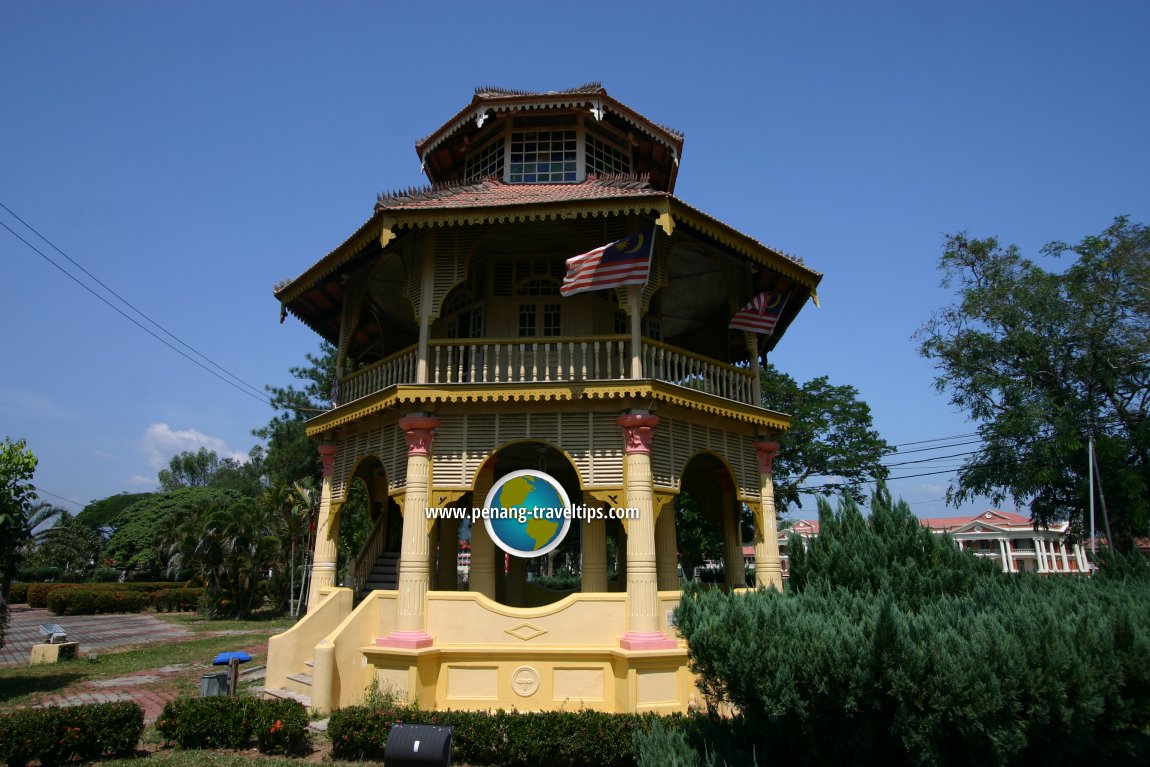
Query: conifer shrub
xmin=674 ymin=486 xmax=1150 ymax=765
xmin=0 ymin=702 xmax=143 ymax=766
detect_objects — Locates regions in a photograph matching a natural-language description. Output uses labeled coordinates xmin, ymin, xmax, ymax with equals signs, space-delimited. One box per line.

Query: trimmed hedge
xmin=0 ymin=701 xmax=143 ymax=767
xmin=7 ymin=583 xmax=29 ymax=605
xmin=329 ymin=703 xmax=648 ymax=766
xmin=27 ymin=581 xmax=190 ymax=610
xmin=150 ymin=587 xmax=205 ymax=612
xmin=47 ymin=587 xmax=150 ymax=616
xmin=156 ymin=696 xmax=309 ymax=755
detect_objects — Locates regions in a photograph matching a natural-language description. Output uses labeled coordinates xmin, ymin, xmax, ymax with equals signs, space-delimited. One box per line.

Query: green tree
xmin=759 ymin=364 xmax=893 ymax=511
xmin=74 ymin=492 xmax=157 ymax=533
xmin=917 ymin=217 xmax=1150 ymax=552
xmin=1 ymin=437 xmax=38 ymax=650
xmin=161 ymin=489 xmax=275 ymax=618
xmin=253 ymin=343 xmax=337 ymax=487
xmin=674 ymin=493 xmax=723 ymax=581
xmin=1 ymin=437 xmax=38 ymax=594
xmin=24 ymin=507 xmax=103 ymax=575
xmin=262 ymin=479 xmax=316 ymax=616
xmin=104 ymin=487 xmax=239 ymax=577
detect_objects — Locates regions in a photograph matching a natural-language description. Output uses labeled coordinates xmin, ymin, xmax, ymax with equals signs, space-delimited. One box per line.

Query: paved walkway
xmin=3 ymin=607 xmax=273 ymax=723
xmin=0 ymin=606 xmax=194 ymax=667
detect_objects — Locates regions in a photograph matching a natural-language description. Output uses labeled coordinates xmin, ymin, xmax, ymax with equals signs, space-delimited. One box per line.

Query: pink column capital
xmin=617 ymin=413 xmax=660 ymax=454
xmin=318 ymin=444 xmax=338 ymax=478
xmin=755 ymin=440 xmax=781 ymax=475
xmin=399 ymin=414 xmax=440 ymax=456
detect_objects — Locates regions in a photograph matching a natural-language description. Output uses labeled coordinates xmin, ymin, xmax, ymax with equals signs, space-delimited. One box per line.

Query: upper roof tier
xmin=415 ymin=83 xmax=685 ymax=193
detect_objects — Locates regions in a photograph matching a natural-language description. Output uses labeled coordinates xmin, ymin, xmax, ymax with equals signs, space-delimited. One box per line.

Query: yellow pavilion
xmin=264 ymin=84 xmax=822 ymax=714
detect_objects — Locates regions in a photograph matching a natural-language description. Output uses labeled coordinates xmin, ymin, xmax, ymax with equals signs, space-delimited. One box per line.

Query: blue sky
xmin=2 ymin=1 xmax=1147 ymax=519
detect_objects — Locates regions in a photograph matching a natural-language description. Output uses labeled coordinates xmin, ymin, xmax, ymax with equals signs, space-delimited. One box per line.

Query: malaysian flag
xmin=560 ymin=230 xmax=654 ymax=297
xmin=729 ymin=291 xmax=788 ymax=335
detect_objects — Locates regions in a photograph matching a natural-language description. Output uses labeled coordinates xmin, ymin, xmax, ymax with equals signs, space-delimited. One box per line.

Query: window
xmin=509 ymin=129 xmax=578 ymax=183
xmin=462 ymin=116 xmax=632 ymax=185
xmin=464 ymin=138 xmax=505 ymax=181
xmin=586 ymin=133 xmax=631 ymax=176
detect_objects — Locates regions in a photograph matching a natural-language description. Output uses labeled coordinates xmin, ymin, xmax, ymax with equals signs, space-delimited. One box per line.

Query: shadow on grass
xmin=0 ymin=670 xmax=86 ymax=702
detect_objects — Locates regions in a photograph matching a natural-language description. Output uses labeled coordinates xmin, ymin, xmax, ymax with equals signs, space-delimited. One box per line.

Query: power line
xmin=1 ymin=201 xmax=271 ymax=402
xmin=0 ymin=214 xmax=273 ymax=407
xmin=31 ymin=486 xmax=86 ymax=509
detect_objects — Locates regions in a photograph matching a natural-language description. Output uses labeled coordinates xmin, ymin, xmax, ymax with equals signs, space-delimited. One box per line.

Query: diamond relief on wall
xmin=505 ymin=622 xmax=548 ymax=641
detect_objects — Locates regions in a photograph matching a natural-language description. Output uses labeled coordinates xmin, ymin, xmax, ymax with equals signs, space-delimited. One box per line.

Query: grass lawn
xmin=0 ymin=613 xmax=293 ymax=706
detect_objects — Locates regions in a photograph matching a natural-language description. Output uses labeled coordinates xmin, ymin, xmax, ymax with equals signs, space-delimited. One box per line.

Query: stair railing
xmin=350 ymin=513 xmax=389 ymax=596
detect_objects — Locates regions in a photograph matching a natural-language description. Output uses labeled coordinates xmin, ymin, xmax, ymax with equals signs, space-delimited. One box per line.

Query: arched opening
xmin=468 ymin=441 xmax=585 ymax=607
xmin=338 ymin=457 xmax=394 ymax=592
xmin=678 ymin=452 xmax=747 ymax=589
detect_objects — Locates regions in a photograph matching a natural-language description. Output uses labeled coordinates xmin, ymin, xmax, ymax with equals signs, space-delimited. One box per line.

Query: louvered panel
xmin=430 ymin=229 xmax=479 ymax=321
xmin=735 ymin=436 xmax=759 ymax=499
xmin=465 ymin=413 xmax=497 ymax=484
xmin=721 ymin=253 xmax=750 ymax=314
xmin=498 ymin=413 xmax=528 ymax=444
xmin=386 ymin=426 xmax=408 ymax=490
xmin=589 ymin=413 xmax=623 ymax=486
xmin=561 ymin=412 xmax=592 ymax=482
xmin=331 ymin=445 xmax=353 ymax=502
xmin=669 ymin=419 xmax=692 ymax=490
xmin=403 ymin=240 xmax=423 ymax=319
xmin=641 ymin=234 xmax=672 ymax=313
xmin=651 ymin=413 xmax=675 ymax=488
xmin=528 ymin=412 xmax=560 ymax=444
xmin=432 ymin=416 xmax=466 ymax=488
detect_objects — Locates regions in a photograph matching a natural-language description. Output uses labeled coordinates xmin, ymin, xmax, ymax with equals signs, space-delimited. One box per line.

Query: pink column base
xmin=376 ymin=631 xmax=434 ymax=649
xmin=619 ymin=631 xmax=679 ymax=650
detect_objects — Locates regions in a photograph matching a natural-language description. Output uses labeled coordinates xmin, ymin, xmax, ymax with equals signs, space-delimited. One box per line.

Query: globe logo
xmin=483 ymin=469 xmax=571 ymax=557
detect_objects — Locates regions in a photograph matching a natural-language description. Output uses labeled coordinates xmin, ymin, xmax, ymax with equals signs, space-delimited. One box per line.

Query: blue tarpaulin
xmin=212 ymin=651 xmax=252 ymax=665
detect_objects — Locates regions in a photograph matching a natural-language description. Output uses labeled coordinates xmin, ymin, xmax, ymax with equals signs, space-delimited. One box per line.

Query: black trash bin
xmin=383 ymin=723 xmax=453 ymax=767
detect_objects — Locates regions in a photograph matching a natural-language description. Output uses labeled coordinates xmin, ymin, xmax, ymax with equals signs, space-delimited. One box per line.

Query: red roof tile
xmin=374 ymin=175 xmax=662 ymax=212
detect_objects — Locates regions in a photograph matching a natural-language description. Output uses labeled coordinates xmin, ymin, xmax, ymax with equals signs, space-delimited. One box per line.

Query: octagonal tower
xmin=265 ymin=83 xmax=822 ymax=715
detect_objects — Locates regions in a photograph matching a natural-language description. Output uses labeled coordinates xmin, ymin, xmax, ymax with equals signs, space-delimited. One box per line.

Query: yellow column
xmin=719 ymin=475 xmax=744 ymax=590
xmin=469 ymin=462 xmax=496 ymax=599
xmin=307 ymin=444 xmax=340 ymax=612
xmin=754 ymin=441 xmax=783 ymax=591
xmin=618 ymin=413 xmax=677 ymax=650
xmin=582 ymin=499 xmax=608 ymax=593
xmin=378 ymin=415 xmax=438 ymax=649
xmin=655 ymin=500 xmax=678 ymax=591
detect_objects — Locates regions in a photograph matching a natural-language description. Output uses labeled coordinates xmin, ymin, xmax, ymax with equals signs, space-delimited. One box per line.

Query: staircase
xmin=265 ymin=658 xmax=314 ymax=707
xmin=359 ymin=552 xmax=399 ymax=597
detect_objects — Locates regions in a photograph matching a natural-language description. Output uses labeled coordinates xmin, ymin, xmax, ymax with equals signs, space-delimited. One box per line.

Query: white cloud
xmin=0 ymin=389 xmax=68 ymax=418
xmin=125 ymin=474 xmax=158 ymax=488
xmin=140 ymin=423 xmax=246 ymax=469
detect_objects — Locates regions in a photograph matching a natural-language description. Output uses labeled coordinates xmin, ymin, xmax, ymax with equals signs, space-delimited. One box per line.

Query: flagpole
xmin=628 ymin=284 xmax=643 ymax=379
xmin=1088 ymin=435 xmax=1096 ymax=562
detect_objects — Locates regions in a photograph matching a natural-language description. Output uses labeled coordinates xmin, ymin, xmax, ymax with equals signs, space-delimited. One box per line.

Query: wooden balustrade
xmin=350 ymin=513 xmax=389 ymax=596
xmin=640 ymin=340 xmax=755 ymax=404
xmin=427 ymin=336 xmax=630 ymax=385
xmin=333 ymin=336 xmax=756 ymax=407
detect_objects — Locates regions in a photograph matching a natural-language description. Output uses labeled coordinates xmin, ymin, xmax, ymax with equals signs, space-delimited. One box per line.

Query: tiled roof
xmin=416 ymin=84 xmax=684 ymax=158
xmin=921 ymin=510 xmax=1037 ymax=531
xmin=374 ymin=175 xmax=663 ymax=212
xmin=473 ymin=82 xmax=607 ymax=98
